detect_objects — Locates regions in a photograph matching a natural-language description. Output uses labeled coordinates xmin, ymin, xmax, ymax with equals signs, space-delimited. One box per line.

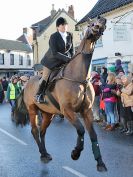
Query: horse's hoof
xmin=40 ymin=153 xmax=52 ymax=163
xmin=97 ymin=163 xmax=107 ymax=172
xmin=71 ymin=149 xmax=81 ymax=160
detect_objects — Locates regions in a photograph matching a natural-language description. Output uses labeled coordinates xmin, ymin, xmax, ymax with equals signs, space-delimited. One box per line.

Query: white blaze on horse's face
xmin=87 ymin=16 xmax=107 ymax=40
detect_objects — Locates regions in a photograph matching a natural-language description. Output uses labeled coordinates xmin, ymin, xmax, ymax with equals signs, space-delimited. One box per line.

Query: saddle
xmin=45 ymin=64 xmax=66 ymax=92
xmin=40 ymin=65 xmax=66 ymax=110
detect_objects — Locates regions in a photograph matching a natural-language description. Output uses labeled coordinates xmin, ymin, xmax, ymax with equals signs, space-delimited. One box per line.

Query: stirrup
xmin=35 ymin=94 xmax=46 ymax=104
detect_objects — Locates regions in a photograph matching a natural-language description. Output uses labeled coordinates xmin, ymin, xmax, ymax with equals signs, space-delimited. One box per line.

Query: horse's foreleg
xmin=64 ymin=108 xmax=85 ymax=160
xmin=39 ymin=112 xmax=52 ymax=163
xmin=81 ymin=109 xmax=107 ymax=172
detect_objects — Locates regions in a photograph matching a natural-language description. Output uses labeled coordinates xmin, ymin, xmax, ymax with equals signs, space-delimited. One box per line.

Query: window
xmin=80 ymin=31 xmax=84 ymax=40
xmin=95 ymin=37 xmax=103 ymax=48
xmin=92 ymin=64 xmax=105 ymax=74
xmin=27 ymin=55 xmax=31 ymax=66
xmin=10 ymin=54 xmax=14 ymax=65
xmin=19 ymin=55 xmax=23 ymax=65
xmin=0 ymin=53 xmax=4 ymax=65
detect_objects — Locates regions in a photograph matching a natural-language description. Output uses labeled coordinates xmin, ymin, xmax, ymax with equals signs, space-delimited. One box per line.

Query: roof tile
xmin=0 ymin=39 xmax=32 ymax=53
xmin=77 ymin=0 xmax=133 ymax=25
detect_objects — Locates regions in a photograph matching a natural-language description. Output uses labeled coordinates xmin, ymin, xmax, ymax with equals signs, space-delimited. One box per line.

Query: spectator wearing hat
xmin=35 ymin=17 xmax=74 ymax=103
xmin=107 ymin=65 xmax=116 ymax=73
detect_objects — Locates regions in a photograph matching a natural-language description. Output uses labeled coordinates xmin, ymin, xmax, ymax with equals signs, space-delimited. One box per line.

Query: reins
xmin=61 ymin=38 xmax=96 ymax=85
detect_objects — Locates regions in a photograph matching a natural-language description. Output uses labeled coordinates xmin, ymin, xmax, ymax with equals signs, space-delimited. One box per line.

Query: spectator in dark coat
xmin=115 ymin=59 xmax=124 ymax=75
xmin=2 ymin=77 xmax=8 ymax=91
xmin=0 ymin=79 xmax=4 ymax=103
xmin=101 ymin=67 xmax=108 ymax=84
xmin=91 ymin=71 xmax=101 ymax=121
xmin=2 ymin=77 xmax=9 ymax=101
xmin=115 ymin=76 xmax=126 ymax=132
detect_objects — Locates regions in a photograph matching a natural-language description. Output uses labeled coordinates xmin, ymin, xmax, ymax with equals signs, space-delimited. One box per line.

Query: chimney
xmin=68 ymin=5 xmax=74 ymax=19
xmin=51 ymin=4 xmax=56 ymax=17
xmin=23 ymin=27 xmax=33 ymax=45
xmin=23 ymin=27 xmax=28 ymax=34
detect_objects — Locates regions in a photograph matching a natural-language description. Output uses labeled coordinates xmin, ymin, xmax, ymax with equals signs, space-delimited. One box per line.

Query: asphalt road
xmin=0 ymin=103 xmax=133 ymax=177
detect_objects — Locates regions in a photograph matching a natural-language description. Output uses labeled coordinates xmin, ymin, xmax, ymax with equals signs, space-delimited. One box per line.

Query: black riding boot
xmin=36 ymin=80 xmax=46 ymax=103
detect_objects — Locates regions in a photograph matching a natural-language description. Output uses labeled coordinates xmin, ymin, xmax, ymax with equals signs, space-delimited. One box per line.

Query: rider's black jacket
xmin=41 ymin=31 xmax=73 ymax=70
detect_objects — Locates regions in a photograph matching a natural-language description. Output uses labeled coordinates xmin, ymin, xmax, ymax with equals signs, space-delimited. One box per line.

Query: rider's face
xmin=57 ymin=24 xmax=68 ymax=33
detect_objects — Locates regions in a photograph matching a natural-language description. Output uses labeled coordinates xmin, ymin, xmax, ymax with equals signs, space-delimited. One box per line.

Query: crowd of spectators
xmin=0 ymin=60 xmax=133 ymax=134
xmin=91 ymin=59 xmax=133 ymax=135
xmin=0 ymin=75 xmax=29 ymax=115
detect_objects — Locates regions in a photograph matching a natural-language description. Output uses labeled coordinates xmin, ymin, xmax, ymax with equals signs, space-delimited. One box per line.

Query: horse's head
xmin=85 ymin=16 xmax=107 ymax=41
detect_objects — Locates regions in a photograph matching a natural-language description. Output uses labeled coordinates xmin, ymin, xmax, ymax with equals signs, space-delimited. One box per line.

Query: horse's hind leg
xmin=64 ymin=108 xmax=85 ymax=160
xmin=39 ymin=112 xmax=52 ymax=163
xmin=81 ymin=108 xmax=107 ymax=172
xmin=29 ymin=106 xmax=44 ymax=157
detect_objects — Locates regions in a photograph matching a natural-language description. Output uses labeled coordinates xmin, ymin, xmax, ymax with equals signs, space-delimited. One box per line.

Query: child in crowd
xmin=102 ymin=73 xmax=117 ymax=131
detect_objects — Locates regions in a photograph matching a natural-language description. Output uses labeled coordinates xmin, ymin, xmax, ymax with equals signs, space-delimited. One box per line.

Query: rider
xmin=36 ymin=17 xmax=74 ymax=103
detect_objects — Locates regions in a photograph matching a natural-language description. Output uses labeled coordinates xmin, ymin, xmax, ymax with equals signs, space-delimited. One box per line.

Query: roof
xmin=0 ymin=39 xmax=32 ymax=53
xmin=77 ymin=0 xmax=133 ymax=25
xmin=32 ymin=15 xmax=53 ymax=33
xmin=17 ymin=34 xmax=29 ymax=45
xmin=31 ymin=9 xmax=77 ymax=34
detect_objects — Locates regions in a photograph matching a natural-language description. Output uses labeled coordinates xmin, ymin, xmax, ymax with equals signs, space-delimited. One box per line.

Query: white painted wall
xmin=93 ymin=4 xmax=133 ymax=65
xmin=78 ymin=3 xmax=133 ymax=69
xmin=0 ymin=50 xmax=33 ymax=69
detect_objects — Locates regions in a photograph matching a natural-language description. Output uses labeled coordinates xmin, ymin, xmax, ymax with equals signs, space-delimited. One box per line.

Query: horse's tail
xmin=14 ymin=90 xmax=30 ymax=126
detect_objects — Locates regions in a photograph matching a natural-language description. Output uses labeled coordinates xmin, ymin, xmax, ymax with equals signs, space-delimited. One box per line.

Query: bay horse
xmin=15 ymin=16 xmax=107 ymax=172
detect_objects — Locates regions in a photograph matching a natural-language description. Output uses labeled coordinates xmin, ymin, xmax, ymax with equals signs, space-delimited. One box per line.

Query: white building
xmin=0 ymin=39 xmax=33 ymax=77
xmin=76 ymin=0 xmax=133 ymax=74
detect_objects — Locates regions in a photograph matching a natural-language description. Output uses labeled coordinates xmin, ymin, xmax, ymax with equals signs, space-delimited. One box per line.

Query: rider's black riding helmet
xmin=56 ymin=17 xmax=68 ymax=27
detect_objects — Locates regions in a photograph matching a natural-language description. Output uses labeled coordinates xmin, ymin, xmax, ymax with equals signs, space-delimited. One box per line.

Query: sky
xmin=0 ymin=0 xmax=98 ymax=40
